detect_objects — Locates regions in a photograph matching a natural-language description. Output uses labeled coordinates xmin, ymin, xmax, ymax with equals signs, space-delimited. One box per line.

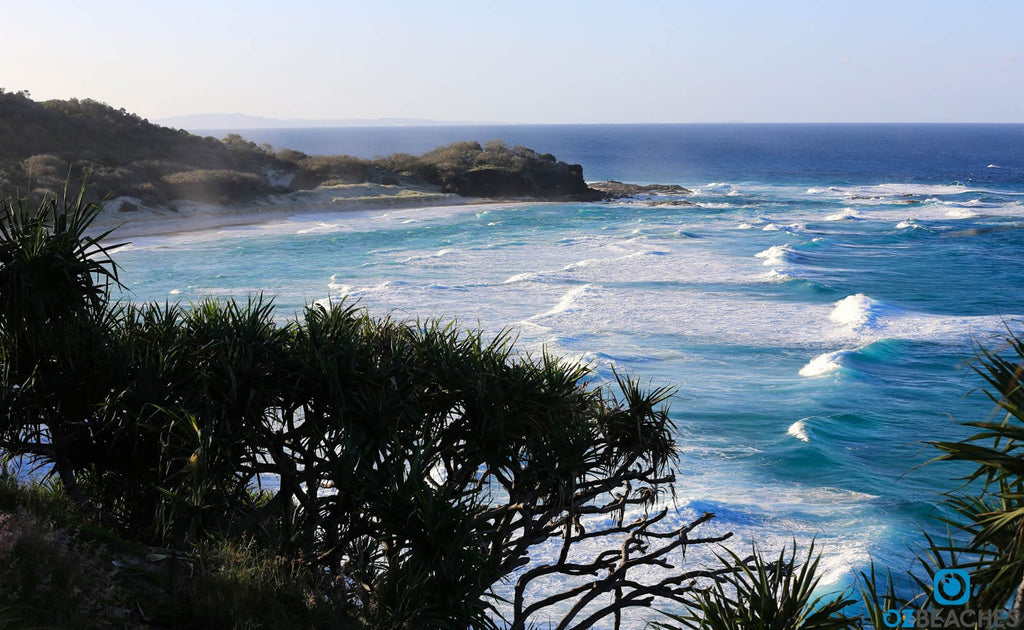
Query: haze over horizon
xmin=2 ymin=0 xmax=1022 ymax=125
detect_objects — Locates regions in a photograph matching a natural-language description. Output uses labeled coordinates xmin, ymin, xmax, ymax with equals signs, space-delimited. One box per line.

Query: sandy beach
xmin=86 ymin=183 xmax=485 ymax=239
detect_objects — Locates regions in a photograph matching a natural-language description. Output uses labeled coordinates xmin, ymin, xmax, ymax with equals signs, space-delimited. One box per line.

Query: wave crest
xmin=829 ymin=294 xmax=894 ymax=329
xmin=799 ymin=350 xmax=849 ymax=377
xmin=755 ymin=244 xmax=796 ymax=266
xmin=787 ymin=420 xmax=810 ymax=442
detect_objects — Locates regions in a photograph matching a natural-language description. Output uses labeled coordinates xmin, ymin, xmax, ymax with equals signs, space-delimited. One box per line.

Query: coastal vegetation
xmin=0 ymin=187 xmax=733 ymax=628
xmin=0 ymin=91 xmax=601 ymax=209
xmin=3 ymin=94 xmax=1024 ymax=627
xmin=6 ymin=190 xmax=1024 ymax=629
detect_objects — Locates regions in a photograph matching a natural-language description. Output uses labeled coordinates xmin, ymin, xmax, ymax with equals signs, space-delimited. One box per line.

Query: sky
xmin=2 ymin=0 xmax=1022 ymax=124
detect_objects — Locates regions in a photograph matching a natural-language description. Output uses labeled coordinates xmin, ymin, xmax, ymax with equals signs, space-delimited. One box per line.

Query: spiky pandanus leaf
xmin=925 ymin=330 xmax=1024 ymax=612
xmin=0 ymin=185 xmax=126 ymax=511
xmin=652 ymin=541 xmax=859 ymax=630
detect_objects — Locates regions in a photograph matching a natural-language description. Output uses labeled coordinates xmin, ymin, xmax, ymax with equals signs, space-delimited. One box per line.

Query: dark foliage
xmin=375 ymin=138 xmax=601 ymax=199
xmin=0 ymin=91 xmax=288 ymax=206
xmin=0 ymin=188 xmax=725 ymax=628
xmin=653 ymin=542 xmax=859 ymax=630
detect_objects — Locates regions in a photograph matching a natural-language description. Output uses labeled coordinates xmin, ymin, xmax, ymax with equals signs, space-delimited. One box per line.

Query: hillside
xmin=0 ymin=91 xmax=601 ymax=208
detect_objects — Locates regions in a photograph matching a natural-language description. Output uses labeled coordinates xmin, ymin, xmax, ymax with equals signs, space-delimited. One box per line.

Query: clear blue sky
xmin=2 ymin=0 xmax=1022 ymax=123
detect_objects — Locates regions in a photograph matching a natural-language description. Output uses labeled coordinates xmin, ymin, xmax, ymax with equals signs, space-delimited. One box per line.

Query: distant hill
xmin=0 ymin=91 xmax=599 ymax=207
xmin=0 ymin=90 xmax=296 ymax=205
xmin=155 ymin=113 xmax=491 ymax=131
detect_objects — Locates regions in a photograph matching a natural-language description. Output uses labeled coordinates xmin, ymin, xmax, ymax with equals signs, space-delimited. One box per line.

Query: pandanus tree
xmin=0 ymin=186 xmax=125 ymax=510
xmin=848 ymin=329 xmax=1024 ymax=626
xmin=928 ymin=331 xmax=1024 ymax=615
xmin=0 ymin=187 xmax=738 ymax=629
xmin=265 ymin=304 xmax=735 ymax=628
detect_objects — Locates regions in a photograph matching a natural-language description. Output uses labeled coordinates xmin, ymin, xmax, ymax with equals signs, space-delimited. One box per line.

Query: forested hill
xmin=0 ymin=91 xmax=600 ymax=206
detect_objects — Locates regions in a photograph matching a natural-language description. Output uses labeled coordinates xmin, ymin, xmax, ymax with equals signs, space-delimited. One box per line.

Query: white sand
xmin=86 ymin=183 xmax=482 ymax=239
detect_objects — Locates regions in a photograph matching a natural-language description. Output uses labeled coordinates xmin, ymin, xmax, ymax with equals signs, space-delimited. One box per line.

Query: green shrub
xmin=297 ymin=154 xmax=373 ymax=184
xmin=653 ymin=542 xmax=859 ymax=630
xmin=0 ymin=187 xmax=722 ymax=628
xmin=161 ymin=169 xmax=268 ymax=203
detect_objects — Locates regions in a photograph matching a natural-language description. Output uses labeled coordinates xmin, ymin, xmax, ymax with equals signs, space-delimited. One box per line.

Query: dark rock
xmin=644 ymin=199 xmax=695 ymax=207
xmin=589 ymin=180 xmax=693 ymax=199
xmin=446 ymin=163 xmax=604 ymax=201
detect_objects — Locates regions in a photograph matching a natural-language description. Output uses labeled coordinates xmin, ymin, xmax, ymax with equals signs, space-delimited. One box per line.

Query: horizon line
xmin=170 ymin=120 xmax=1024 ymax=132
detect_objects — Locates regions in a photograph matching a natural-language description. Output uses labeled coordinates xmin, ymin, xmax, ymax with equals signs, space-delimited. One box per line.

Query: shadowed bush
xmin=653 ymin=542 xmax=859 ymax=630
xmin=161 ymin=169 xmax=271 ymax=203
xmin=0 ymin=188 xmax=724 ymax=628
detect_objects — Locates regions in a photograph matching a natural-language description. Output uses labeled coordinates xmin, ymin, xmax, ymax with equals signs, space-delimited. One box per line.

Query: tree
xmin=0 ymin=186 xmax=125 ymax=513
xmin=652 ymin=542 xmax=859 ymax=630
xmin=927 ymin=330 xmax=1024 ymax=614
xmin=848 ymin=328 xmax=1024 ymax=625
xmin=0 ymin=187 xmax=738 ymax=628
xmin=258 ymin=305 xmax=738 ymax=628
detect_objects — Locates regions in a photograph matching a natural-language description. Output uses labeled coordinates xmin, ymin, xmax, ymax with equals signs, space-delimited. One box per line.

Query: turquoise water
xmin=113 ymin=125 xmax=1024 ymax=621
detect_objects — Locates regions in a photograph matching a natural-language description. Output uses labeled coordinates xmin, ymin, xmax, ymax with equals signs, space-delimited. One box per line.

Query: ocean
xmin=113 ymin=123 xmax=1024 ymax=623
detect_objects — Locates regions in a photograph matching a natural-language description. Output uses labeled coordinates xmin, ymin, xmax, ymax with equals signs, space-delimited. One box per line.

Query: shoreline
xmin=86 ymin=184 xmax=518 ymax=239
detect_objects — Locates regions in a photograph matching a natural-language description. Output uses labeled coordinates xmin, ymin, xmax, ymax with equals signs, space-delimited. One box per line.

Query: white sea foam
xmin=787 ymin=420 xmax=810 ymax=442
xmin=823 ymin=209 xmax=860 ymax=221
xmin=761 ymin=269 xmax=792 ymax=283
xmin=829 ymin=294 xmax=881 ymax=329
xmin=697 ymin=202 xmax=734 ymax=209
xmin=814 ymin=294 xmax=1013 ymax=346
xmin=563 ymin=258 xmax=598 ymax=271
xmin=988 ymin=164 xmax=1001 ymax=168
xmin=767 ymin=195 xmax=1024 ymax=225
xmin=531 ymin=284 xmax=599 ymax=319
xmin=832 ymin=182 xmax=973 ymax=199
xmin=296 ymin=221 xmax=350 ymax=235
xmin=561 ymin=250 xmax=663 ymax=272
xmin=895 ymin=219 xmax=919 ymax=229
xmin=816 ymin=542 xmax=873 ymax=587
xmin=327 ymin=283 xmax=353 ymax=294
xmin=399 ymin=248 xmax=457 ymax=263
xmin=827 ymin=295 xmax=892 ymax=329
xmin=755 ymin=244 xmax=795 ymax=266
xmin=761 ymin=222 xmax=805 ymax=233
xmin=503 ymin=271 xmax=543 ymax=284
xmin=326 ymin=280 xmax=402 ymax=296
xmin=799 ymin=350 xmax=848 ymax=377
xmin=736 ymin=222 xmax=756 ymax=230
